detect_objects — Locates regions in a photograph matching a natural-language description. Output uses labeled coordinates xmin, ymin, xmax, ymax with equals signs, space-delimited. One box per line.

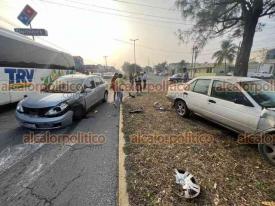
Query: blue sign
xmin=17 ymin=5 xmax=37 ymax=26
xmin=5 ymin=68 xmax=34 ymax=84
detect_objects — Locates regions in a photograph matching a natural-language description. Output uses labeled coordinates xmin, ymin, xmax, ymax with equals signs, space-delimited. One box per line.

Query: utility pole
xmin=130 ymin=38 xmax=139 ymax=73
xmin=191 ymin=45 xmax=198 ymax=78
xmin=103 ymin=56 xmax=108 ymax=72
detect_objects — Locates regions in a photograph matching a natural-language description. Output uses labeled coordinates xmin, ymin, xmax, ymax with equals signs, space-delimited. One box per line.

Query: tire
xmin=73 ymin=106 xmax=85 ymax=121
xmin=102 ymin=91 xmax=108 ymax=103
xmin=175 ymin=100 xmax=190 ymax=118
xmin=258 ymin=144 xmax=275 ymax=166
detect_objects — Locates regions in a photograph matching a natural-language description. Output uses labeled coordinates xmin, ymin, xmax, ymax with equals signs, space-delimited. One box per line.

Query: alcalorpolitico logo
xmin=130 ymin=132 xmax=214 ymax=145
xmin=23 ymin=132 xmax=106 ymax=144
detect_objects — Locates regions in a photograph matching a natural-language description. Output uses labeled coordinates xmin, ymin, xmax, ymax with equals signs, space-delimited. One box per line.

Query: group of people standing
xmin=110 ymin=71 xmax=148 ymax=107
xmin=129 ymin=71 xmax=147 ymax=94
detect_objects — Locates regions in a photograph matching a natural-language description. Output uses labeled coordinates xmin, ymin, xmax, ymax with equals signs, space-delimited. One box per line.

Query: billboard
xmin=17 ymin=4 xmax=37 ymax=26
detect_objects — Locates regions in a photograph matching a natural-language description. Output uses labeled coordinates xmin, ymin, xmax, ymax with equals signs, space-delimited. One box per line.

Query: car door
xmin=83 ymin=77 xmax=98 ymax=110
xmin=185 ymin=79 xmax=212 ymax=117
xmin=94 ymin=76 xmax=105 ymax=101
xmin=207 ymin=80 xmax=261 ymax=132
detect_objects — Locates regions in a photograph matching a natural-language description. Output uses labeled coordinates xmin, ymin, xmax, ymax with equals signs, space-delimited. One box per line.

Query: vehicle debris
xmin=174 ymin=169 xmax=200 ymax=199
xmin=129 ymin=107 xmax=144 ymax=114
xmin=153 ymin=101 xmax=170 ymax=111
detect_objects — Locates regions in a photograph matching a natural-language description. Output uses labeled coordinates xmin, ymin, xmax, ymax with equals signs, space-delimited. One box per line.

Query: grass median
xmin=122 ymin=92 xmax=275 ymax=206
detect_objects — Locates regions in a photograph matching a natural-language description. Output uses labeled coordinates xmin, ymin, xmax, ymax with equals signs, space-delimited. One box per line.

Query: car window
xmin=85 ymin=78 xmax=96 ymax=89
xmin=211 ymin=80 xmax=247 ymax=103
xmin=185 ymin=80 xmax=197 ymax=91
xmin=192 ymin=79 xmax=211 ymax=95
xmin=94 ymin=76 xmax=104 ymax=86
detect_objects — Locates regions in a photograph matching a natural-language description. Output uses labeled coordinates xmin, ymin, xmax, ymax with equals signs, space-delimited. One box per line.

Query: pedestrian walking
xmin=110 ymin=73 xmax=118 ymax=102
xmin=142 ymin=71 xmax=147 ymax=90
xmin=114 ymin=73 xmax=125 ymax=107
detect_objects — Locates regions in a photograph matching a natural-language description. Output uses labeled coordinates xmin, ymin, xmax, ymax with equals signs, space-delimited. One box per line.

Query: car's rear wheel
xmin=258 ymin=144 xmax=275 ymax=166
xmin=175 ymin=100 xmax=190 ymax=118
xmin=73 ymin=106 xmax=85 ymax=121
xmin=103 ymin=91 xmax=108 ymax=102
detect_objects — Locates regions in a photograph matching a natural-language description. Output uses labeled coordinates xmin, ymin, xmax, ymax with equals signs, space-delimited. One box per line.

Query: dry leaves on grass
xmin=122 ymin=92 xmax=275 ymax=206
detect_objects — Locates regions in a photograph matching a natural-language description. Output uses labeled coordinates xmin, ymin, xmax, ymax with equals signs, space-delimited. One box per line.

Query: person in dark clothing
xmin=135 ymin=72 xmax=142 ymax=94
xmin=142 ymin=71 xmax=147 ymax=90
xmin=183 ymin=67 xmax=189 ymax=83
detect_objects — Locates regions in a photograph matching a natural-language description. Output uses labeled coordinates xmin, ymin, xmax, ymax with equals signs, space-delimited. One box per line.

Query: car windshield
xmin=240 ymin=80 xmax=275 ymax=108
xmin=48 ymin=77 xmax=84 ymax=93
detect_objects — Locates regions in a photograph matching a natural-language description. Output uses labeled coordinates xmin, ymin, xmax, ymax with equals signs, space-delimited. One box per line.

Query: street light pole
xmin=103 ymin=56 xmax=108 ymax=72
xmin=130 ymin=38 xmax=139 ymax=73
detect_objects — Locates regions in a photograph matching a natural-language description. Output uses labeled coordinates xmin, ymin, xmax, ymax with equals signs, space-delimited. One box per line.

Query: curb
xmin=118 ymin=105 xmax=130 ymax=206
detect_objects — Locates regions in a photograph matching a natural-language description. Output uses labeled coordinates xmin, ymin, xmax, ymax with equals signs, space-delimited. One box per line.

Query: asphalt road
xmin=0 ymin=94 xmax=119 ymax=206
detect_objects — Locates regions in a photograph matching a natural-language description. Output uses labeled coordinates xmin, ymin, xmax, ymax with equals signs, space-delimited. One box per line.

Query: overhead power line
xmin=112 ymin=0 xmax=176 ymax=11
xmin=61 ymin=0 xmax=182 ymax=21
xmin=39 ymin=0 xmax=193 ymax=25
xmin=113 ymin=38 xmax=219 ymax=56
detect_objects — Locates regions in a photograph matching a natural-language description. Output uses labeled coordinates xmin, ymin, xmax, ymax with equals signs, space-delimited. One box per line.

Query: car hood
xmin=22 ymin=93 xmax=73 ymax=108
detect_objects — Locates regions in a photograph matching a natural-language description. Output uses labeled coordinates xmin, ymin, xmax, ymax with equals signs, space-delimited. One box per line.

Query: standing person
xmin=135 ymin=72 xmax=142 ymax=95
xmin=129 ymin=73 xmax=134 ymax=94
xmin=114 ymin=73 xmax=125 ymax=107
xmin=142 ymin=71 xmax=147 ymax=90
xmin=110 ymin=73 xmax=118 ymax=102
xmin=183 ymin=67 xmax=189 ymax=83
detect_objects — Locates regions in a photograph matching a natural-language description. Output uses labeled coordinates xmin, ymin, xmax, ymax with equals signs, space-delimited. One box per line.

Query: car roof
xmin=194 ymin=76 xmax=260 ymax=83
xmin=59 ymin=74 xmax=88 ymax=79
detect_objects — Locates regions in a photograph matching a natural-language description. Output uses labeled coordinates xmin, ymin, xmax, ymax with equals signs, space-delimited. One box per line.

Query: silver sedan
xmin=16 ymin=74 xmax=109 ymax=129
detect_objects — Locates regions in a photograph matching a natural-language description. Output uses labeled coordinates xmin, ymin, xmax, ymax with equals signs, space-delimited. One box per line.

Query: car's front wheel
xmin=175 ymin=100 xmax=190 ymax=118
xmin=102 ymin=91 xmax=108 ymax=102
xmin=258 ymin=144 xmax=275 ymax=166
xmin=73 ymin=106 xmax=85 ymax=121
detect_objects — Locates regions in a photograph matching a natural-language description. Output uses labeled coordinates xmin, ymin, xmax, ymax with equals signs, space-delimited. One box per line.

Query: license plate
xmin=23 ymin=123 xmax=36 ymax=129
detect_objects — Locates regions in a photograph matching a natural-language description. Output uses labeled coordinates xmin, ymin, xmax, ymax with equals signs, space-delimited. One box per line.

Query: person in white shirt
xmin=142 ymin=71 xmax=148 ymax=90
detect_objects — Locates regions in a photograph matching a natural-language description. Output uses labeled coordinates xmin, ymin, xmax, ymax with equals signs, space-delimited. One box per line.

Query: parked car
xmin=16 ymin=74 xmax=108 ymax=129
xmin=103 ymin=72 xmax=115 ymax=79
xmin=250 ymin=71 xmax=273 ymax=79
xmin=226 ymin=72 xmax=234 ymax=76
xmin=167 ymin=76 xmax=275 ymax=165
xmin=168 ymin=73 xmax=184 ymax=84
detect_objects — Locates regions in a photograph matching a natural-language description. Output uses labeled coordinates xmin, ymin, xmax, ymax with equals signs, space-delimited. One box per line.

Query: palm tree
xmin=212 ymin=40 xmax=238 ymax=74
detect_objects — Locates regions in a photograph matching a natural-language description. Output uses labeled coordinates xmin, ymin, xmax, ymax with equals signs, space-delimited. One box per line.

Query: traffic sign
xmin=17 ymin=5 xmax=37 ymax=26
xmin=14 ymin=28 xmax=48 ymax=36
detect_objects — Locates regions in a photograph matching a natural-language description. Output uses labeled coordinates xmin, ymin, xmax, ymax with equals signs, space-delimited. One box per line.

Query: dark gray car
xmin=16 ymin=74 xmax=108 ymax=129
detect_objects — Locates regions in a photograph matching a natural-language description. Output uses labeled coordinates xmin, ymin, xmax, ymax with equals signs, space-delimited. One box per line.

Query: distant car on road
xmin=103 ymin=72 xmax=115 ymax=79
xmin=169 ymin=73 xmax=184 ymax=83
xmin=16 ymin=74 xmax=108 ymax=129
xmin=167 ymin=76 xmax=275 ymax=165
xmin=250 ymin=71 xmax=273 ymax=79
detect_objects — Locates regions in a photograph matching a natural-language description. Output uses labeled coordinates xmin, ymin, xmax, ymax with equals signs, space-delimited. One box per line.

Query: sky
xmin=1 ymin=0 xmax=275 ymax=69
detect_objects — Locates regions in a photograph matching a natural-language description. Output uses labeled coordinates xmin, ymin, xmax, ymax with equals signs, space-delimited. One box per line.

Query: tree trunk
xmin=235 ymin=1 xmax=263 ymax=77
xmin=225 ymin=59 xmax=227 ymax=74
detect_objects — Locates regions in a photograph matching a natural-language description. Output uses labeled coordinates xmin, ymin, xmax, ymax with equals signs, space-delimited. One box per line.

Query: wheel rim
xmin=263 ymin=144 xmax=275 ymax=163
xmin=176 ymin=101 xmax=185 ymax=116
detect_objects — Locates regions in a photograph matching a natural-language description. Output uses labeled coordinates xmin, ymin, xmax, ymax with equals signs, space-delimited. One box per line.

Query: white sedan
xmin=167 ymin=76 xmax=275 ymax=165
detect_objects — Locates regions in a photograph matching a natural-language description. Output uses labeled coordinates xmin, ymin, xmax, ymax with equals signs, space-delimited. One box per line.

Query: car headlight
xmin=16 ymin=101 xmax=24 ymax=113
xmin=45 ymin=102 xmax=69 ymax=117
